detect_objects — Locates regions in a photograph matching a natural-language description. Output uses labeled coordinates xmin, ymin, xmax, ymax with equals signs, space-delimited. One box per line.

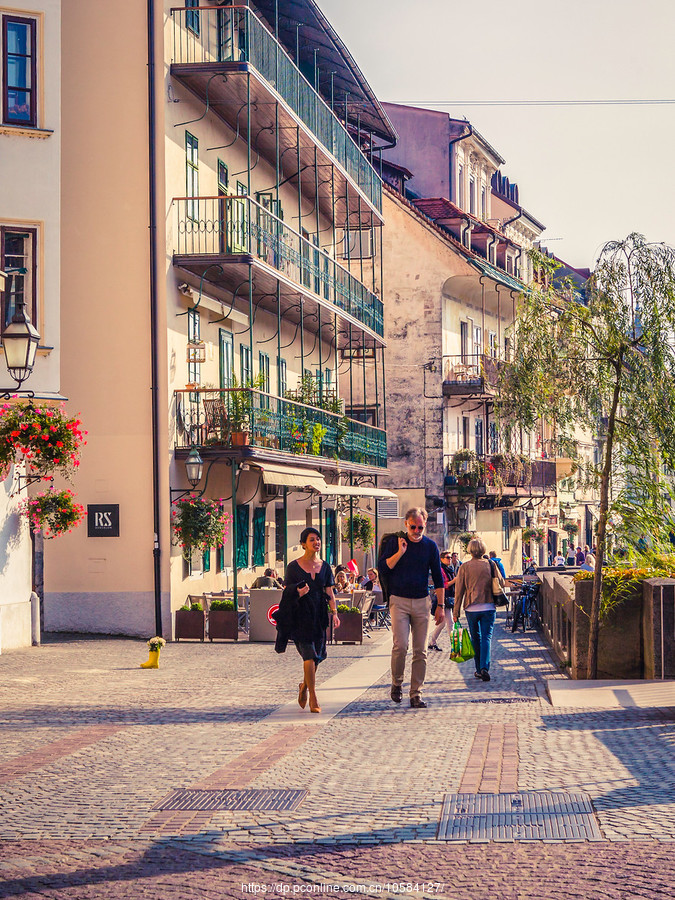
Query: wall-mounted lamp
xmin=171 ymin=447 xmax=205 ymax=503
xmin=1 ymin=270 xmax=40 ymax=396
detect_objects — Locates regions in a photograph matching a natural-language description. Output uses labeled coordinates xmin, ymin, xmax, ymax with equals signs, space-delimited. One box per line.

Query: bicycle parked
xmin=510 ymin=581 xmax=541 ymax=633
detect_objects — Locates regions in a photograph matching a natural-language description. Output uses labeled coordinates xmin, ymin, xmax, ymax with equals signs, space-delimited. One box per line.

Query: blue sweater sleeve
xmin=429 ymin=542 xmax=443 ymax=589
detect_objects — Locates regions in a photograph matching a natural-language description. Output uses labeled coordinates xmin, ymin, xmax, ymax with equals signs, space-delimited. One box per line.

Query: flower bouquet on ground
xmin=171 ymin=495 xmax=231 ymax=560
xmin=20 ymin=488 xmax=86 ymax=539
xmin=147 ymin=637 xmax=166 ymax=652
xmin=0 ymin=401 xmax=86 ymax=482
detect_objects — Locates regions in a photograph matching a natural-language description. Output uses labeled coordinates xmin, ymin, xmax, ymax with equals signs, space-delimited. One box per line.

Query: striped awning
xmin=249 ymin=463 xmax=326 ymax=492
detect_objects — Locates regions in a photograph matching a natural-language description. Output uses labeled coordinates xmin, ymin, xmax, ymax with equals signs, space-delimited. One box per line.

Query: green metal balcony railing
xmin=174 ymin=195 xmax=384 ymax=336
xmin=170 ymin=5 xmax=383 ymax=212
xmin=175 ymin=388 xmax=387 ymax=469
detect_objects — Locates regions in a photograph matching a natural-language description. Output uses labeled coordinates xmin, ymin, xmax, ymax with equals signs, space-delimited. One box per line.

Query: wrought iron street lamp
xmin=184 ymin=447 xmax=204 ymax=488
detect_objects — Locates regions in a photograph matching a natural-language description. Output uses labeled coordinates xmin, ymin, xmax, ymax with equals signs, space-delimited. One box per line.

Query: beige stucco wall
xmin=46 ymin=0 xmax=169 ymax=636
xmin=0 ymin=2 xmax=61 ymax=648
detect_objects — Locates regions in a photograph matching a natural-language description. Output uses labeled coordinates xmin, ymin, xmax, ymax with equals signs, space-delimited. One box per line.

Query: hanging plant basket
xmin=563 ymin=522 xmax=579 ymax=536
xmin=523 ymin=526 xmax=546 ymax=543
xmin=341 ymin=512 xmax=374 ymax=550
xmin=0 ymin=401 xmax=86 ymax=482
xmin=20 ymin=488 xmax=86 ymax=539
xmin=171 ymin=496 xmax=231 ymax=560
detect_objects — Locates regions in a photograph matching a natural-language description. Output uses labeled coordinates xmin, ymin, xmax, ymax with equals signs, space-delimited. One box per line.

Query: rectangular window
xmin=475 ymin=418 xmax=484 ymax=458
xmin=186 ymin=132 xmax=199 ymax=220
xmin=488 ymin=421 xmax=499 ymax=454
xmin=469 ymin=176 xmax=476 ymax=215
xmin=258 ymin=352 xmax=270 ymax=393
xmin=185 ymin=0 xmax=200 ymax=36
xmin=502 ymin=510 xmax=510 ymax=551
xmin=324 ymin=368 xmax=332 ymax=396
xmin=3 ymin=16 xmax=37 ymax=127
xmin=488 ymin=331 xmax=497 ymax=359
xmin=462 ymin=416 xmax=470 ymax=450
xmin=240 ymin=344 xmax=252 ymax=385
xmin=481 ymin=185 xmax=487 ymax=221
xmin=1 ymin=226 xmax=37 ymax=331
xmin=342 ymin=229 xmax=373 ymax=259
xmin=278 ymin=357 xmax=287 ymax=397
xmin=457 ymin=163 xmax=464 ymax=208
xmin=219 ymin=328 xmax=234 ymax=389
xmin=187 ymin=309 xmax=200 ymax=386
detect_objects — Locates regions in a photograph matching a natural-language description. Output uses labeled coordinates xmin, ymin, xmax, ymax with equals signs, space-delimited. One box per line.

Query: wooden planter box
xmin=175 ymin=608 xmax=206 ymax=641
xmin=331 ymin=611 xmax=363 ymax=644
xmin=208 ymin=609 xmax=239 ymax=642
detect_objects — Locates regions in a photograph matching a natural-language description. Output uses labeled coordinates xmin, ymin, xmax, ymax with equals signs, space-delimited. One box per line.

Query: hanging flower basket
xmin=563 ymin=522 xmax=579 ymax=536
xmin=171 ymin=495 xmax=231 ymax=560
xmin=0 ymin=401 xmax=86 ymax=482
xmin=523 ymin=526 xmax=546 ymax=543
xmin=20 ymin=488 xmax=86 ymax=539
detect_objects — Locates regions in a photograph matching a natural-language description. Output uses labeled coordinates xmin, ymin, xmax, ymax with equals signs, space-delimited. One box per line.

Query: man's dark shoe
xmin=474 ymin=671 xmax=483 ymax=679
xmin=390 ymin=685 xmax=402 ymax=703
xmin=481 ymin=669 xmax=491 ymax=682
xmin=410 ymin=696 xmax=427 ymax=708
xmin=428 ymin=643 xmax=442 ymax=652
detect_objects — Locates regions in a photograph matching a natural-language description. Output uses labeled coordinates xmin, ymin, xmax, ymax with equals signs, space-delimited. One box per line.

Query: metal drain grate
xmin=469 ymin=698 xmax=538 ymax=704
xmin=152 ymin=788 xmax=307 ymax=812
xmin=438 ymin=791 xmax=603 ymax=841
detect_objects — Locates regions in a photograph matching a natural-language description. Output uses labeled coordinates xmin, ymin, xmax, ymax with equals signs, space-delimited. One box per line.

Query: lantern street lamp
xmin=184 ymin=447 xmax=204 ymax=487
xmin=1 ymin=270 xmax=40 ymax=394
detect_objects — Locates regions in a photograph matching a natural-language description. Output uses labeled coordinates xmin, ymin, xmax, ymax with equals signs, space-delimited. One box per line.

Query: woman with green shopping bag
xmin=453 ymin=536 xmax=497 ymax=682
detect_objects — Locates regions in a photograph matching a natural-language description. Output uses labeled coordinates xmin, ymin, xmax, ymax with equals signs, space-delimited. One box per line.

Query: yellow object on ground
xmin=140 ymin=649 xmax=160 ymax=669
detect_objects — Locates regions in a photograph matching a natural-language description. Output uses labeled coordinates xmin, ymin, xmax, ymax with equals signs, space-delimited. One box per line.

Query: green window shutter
xmin=235 ymin=504 xmax=249 ymax=569
xmin=325 ymin=508 xmax=337 ymax=566
xmin=252 ymin=507 xmax=266 ymax=568
xmin=203 ymin=549 xmax=211 ymax=573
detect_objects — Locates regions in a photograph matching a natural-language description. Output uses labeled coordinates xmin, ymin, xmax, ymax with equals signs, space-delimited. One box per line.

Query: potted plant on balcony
xmin=175 ymin=600 xmax=206 ymax=641
xmin=331 ymin=604 xmax=363 ymax=644
xmin=228 ymin=375 xmax=253 ymax=446
xmin=208 ymin=598 xmax=238 ymax=642
xmin=452 ymin=448 xmax=476 ymax=474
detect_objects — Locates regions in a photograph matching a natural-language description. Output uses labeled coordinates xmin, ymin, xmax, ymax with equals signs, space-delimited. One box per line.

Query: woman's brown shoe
xmin=298 ymin=682 xmax=308 ymax=709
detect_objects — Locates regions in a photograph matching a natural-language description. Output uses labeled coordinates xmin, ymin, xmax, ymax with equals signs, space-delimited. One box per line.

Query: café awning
xmin=249 ymin=462 xmax=326 ymax=492
xmin=320 ymin=484 xmax=397 ymax=500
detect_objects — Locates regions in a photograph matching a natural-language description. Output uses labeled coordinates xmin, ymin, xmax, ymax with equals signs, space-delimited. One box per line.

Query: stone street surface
xmin=1 ymin=616 xmax=674 ymax=899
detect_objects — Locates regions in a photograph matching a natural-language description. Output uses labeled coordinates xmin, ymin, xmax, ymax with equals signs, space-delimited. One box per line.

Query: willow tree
xmin=498 ymin=234 xmax=675 ymax=678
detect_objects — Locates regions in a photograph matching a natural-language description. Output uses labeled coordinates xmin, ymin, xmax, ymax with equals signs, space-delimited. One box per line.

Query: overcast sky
xmin=317 ymin=0 xmax=675 ymax=269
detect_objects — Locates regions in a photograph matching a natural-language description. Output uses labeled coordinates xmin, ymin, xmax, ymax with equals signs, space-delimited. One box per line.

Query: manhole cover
xmin=438 ymin=791 xmax=603 ymax=841
xmin=469 ymin=698 xmax=538 ymax=704
xmin=152 ymin=788 xmax=307 ymax=812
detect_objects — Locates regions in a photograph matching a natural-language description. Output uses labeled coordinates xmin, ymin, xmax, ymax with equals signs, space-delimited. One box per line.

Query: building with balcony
xmin=378 ymin=103 xmax=578 ymax=569
xmin=0 ymin=0 xmax=62 ymax=650
xmin=47 ymin=0 xmax=395 ymax=637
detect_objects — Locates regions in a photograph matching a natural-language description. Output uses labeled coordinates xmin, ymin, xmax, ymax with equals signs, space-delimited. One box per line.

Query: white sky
xmin=317 ymin=0 xmax=675 ymax=269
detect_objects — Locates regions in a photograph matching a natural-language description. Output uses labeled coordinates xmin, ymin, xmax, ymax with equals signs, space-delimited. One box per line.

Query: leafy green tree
xmin=498 ymin=234 xmax=675 ymax=678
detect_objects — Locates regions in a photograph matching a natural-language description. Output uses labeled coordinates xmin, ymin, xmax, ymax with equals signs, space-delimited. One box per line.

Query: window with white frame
xmin=469 ymin=176 xmax=476 ymax=216
xmin=187 ymin=309 xmax=200 ymax=386
xmin=457 ymin=163 xmax=464 ymax=208
xmin=488 ymin=331 xmax=497 ymax=359
xmin=185 ymin=132 xmax=198 ymax=219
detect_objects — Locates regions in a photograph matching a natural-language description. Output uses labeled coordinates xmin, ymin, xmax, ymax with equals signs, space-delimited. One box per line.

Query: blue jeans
xmin=465 ymin=608 xmax=496 ymax=673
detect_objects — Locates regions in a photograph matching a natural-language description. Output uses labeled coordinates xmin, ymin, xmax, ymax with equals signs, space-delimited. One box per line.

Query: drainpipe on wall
xmin=448 ymin=121 xmax=473 ymax=204
xmin=147 ymin=0 xmax=163 ymax=636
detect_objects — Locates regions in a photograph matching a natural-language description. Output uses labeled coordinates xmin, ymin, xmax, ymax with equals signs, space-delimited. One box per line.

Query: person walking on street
xmin=428 ymin=551 xmax=461 ymax=651
xmin=274 ymin=527 xmax=339 ymax=714
xmin=378 ymin=508 xmax=444 ymax=708
xmin=488 ymin=550 xmax=506 ymax=579
xmin=575 ymin=546 xmax=586 ymax=566
xmin=454 ymin=537 xmax=497 ymax=682
xmin=566 ymin=544 xmax=576 ymax=566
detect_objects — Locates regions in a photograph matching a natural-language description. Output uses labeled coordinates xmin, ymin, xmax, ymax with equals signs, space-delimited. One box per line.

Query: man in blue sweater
xmin=378 ymin=507 xmax=445 ymax=708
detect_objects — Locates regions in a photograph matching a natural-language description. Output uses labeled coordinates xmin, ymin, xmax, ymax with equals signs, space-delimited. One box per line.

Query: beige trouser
xmin=390 ymin=594 xmax=431 ymax=699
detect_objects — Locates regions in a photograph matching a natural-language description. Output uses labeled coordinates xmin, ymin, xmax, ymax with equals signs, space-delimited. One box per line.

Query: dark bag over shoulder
xmin=489 ymin=559 xmax=509 ymax=607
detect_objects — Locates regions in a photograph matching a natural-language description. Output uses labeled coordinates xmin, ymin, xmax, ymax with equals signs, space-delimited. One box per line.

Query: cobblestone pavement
xmin=1 ymin=616 xmax=674 ymax=898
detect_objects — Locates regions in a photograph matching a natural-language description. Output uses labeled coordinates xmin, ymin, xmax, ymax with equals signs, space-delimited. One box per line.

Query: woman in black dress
xmin=284 ymin=527 xmax=339 ymax=713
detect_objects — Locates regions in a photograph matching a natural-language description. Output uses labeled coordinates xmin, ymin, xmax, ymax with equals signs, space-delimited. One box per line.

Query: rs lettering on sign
xmin=87 ymin=504 xmax=120 ymax=538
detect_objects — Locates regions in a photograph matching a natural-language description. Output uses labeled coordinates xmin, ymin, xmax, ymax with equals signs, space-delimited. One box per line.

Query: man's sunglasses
xmin=408 ymin=525 xmax=425 ymax=531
